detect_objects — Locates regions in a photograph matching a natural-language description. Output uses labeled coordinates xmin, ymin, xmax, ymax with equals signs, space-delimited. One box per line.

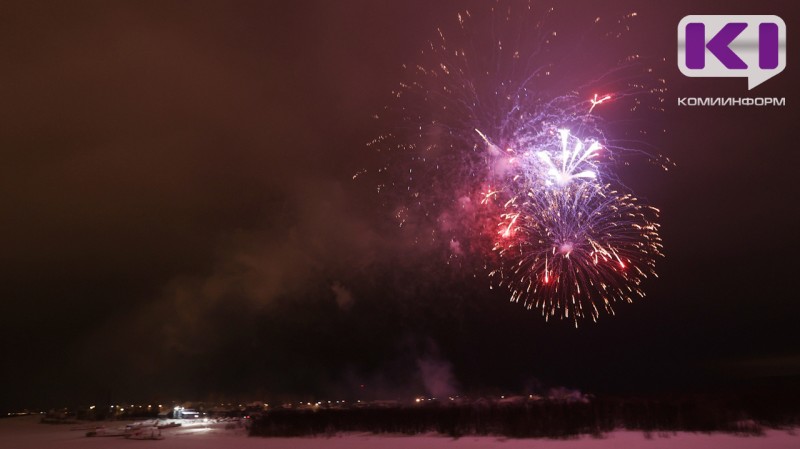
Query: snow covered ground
xmin=1 ymin=415 xmax=797 ymax=448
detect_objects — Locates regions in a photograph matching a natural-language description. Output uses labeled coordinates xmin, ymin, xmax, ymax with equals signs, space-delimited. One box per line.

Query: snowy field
xmin=1 ymin=416 xmax=798 ymax=449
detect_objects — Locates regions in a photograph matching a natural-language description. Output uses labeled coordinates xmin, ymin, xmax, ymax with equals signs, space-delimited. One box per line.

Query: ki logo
xmin=678 ymin=15 xmax=786 ymax=89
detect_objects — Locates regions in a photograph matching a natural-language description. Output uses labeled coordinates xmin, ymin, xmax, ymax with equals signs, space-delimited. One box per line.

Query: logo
xmin=678 ymin=15 xmax=786 ymax=89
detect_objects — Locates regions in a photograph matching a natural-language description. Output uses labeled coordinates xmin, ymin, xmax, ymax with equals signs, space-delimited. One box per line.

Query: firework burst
xmin=490 ymin=183 xmax=662 ymax=325
xmin=367 ymin=1 xmax=668 ymax=325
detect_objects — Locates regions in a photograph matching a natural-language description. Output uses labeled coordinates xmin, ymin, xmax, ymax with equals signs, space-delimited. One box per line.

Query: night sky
xmin=2 ymin=0 xmax=798 ymax=411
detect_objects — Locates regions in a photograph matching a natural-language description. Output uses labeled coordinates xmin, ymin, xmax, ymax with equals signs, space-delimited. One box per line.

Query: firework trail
xmin=367 ymin=1 xmax=668 ymax=326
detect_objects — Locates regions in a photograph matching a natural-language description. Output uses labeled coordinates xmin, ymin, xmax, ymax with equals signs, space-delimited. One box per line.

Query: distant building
xmin=167 ymin=407 xmax=200 ymax=419
xmin=176 ymin=408 xmax=200 ymax=419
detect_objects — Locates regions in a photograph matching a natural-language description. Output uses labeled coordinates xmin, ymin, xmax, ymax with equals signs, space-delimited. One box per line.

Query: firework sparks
xmin=491 ymin=183 xmax=662 ymax=326
xmin=588 ymin=93 xmax=612 ymax=113
xmin=534 ymin=128 xmax=601 ymax=188
xmin=370 ymin=1 xmax=666 ymax=325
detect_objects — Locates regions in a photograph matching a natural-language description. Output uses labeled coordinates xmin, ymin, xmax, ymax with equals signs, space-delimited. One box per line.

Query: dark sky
xmin=1 ymin=0 xmax=798 ymax=411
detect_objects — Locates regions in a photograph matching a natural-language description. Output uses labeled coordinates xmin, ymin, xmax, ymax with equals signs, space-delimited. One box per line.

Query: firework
xmin=490 ymin=183 xmax=662 ymax=325
xmin=368 ymin=1 xmax=667 ymax=325
xmin=476 ymin=126 xmax=607 ymax=190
